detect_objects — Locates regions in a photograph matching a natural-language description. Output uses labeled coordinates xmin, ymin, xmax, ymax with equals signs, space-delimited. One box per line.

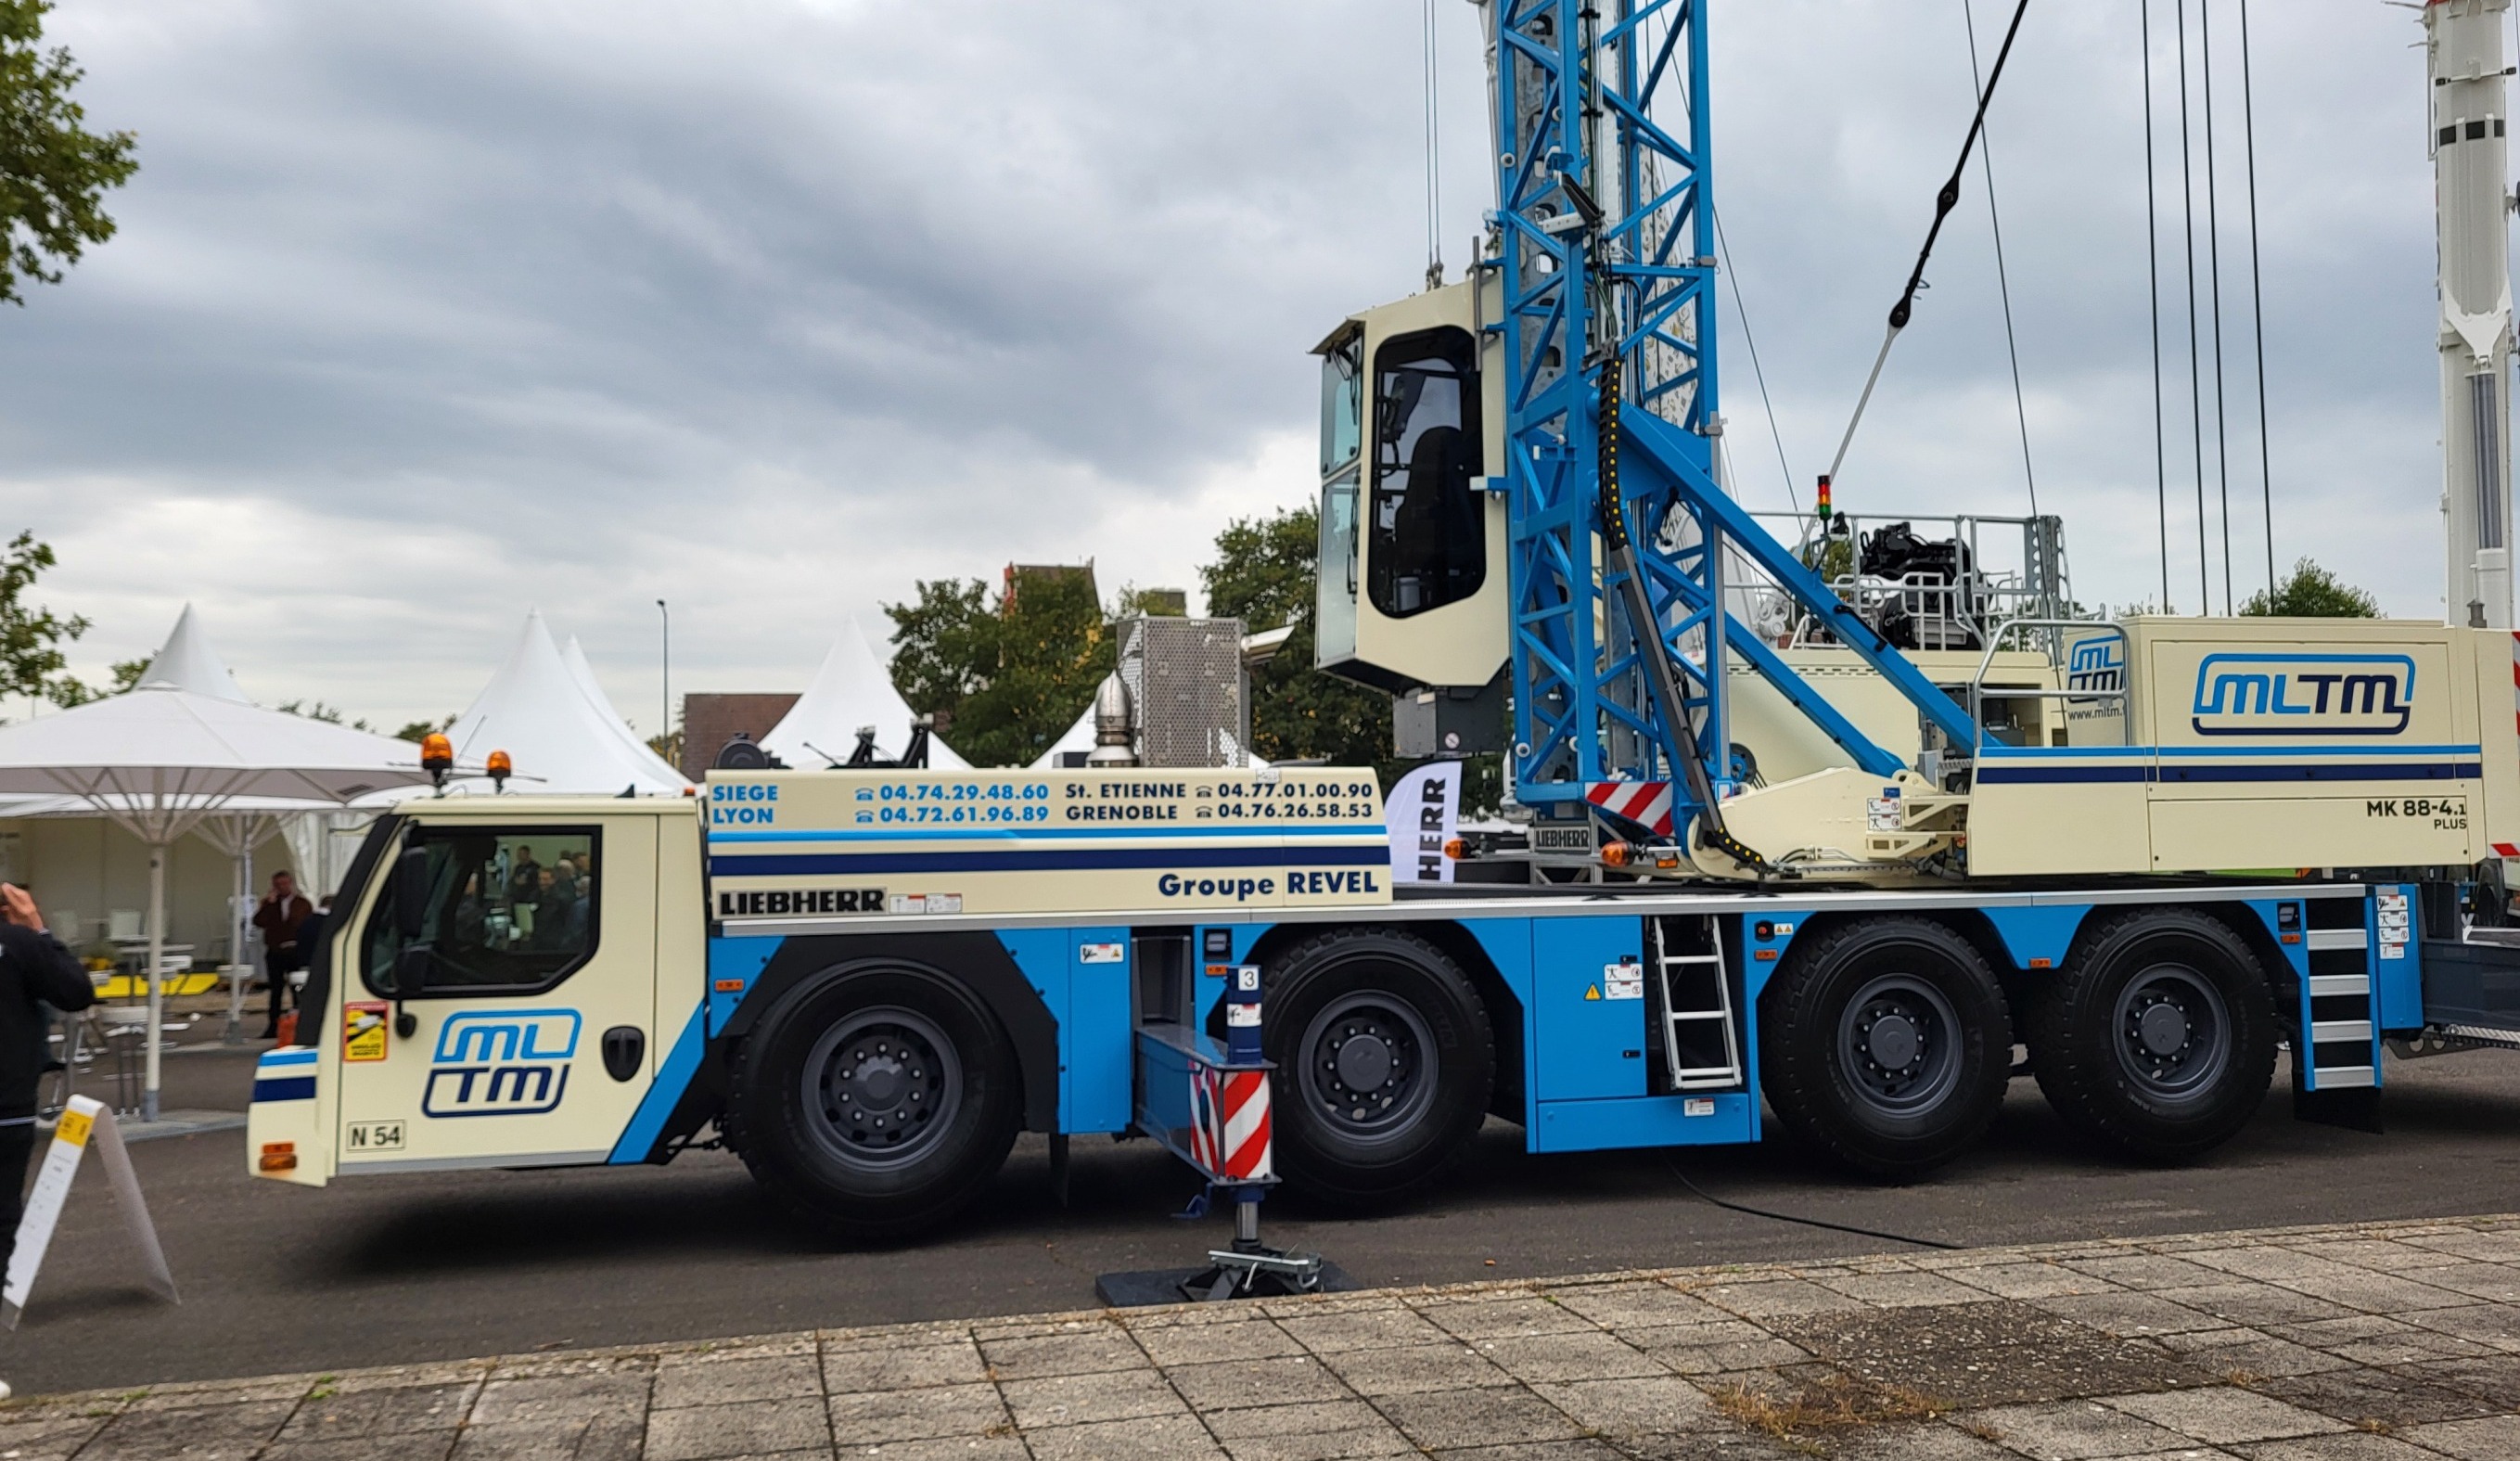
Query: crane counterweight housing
xmin=247 ymin=0 xmax=2520 ymax=1239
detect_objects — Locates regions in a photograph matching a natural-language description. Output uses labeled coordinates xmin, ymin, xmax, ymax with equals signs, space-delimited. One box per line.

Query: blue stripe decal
xmin=258 ymin=1049 xmax=318 ymax=1068
xmin=252 ymin=1076 xmax=315 ymax=1102
xmin=710 ymin=844 xmax=1392 ymax=878
xmin=1980 ymin=743 xmax=2481 ymax=759
xmin=609 ymin=1003 xmax=709 ymax=1164
xmin=1976 ymin=765 xmax=2150 ymax=784
xmin=1979 ymin=762 xmax=2482 ymax=786
xmin=710 ymin=826 xmax=1386 ymax=844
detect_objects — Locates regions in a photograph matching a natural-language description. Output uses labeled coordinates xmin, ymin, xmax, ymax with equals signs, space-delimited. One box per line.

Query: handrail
xmin=1964 ymin=618 xmax=2132 ymax=751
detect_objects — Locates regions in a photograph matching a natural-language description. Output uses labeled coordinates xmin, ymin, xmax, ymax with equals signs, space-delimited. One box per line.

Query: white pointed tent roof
xmin=1030 ymin=705 xmax=1095 ymax=769
xmin=763 ymin=618 xmax=970 ymax=770
xmin=437 ymin=611 xmax=690 ymax=795
xmin=137 ymin=603 xmax=251 ymax=702
xmin=561 ymin=634 xmax=691 ymax=789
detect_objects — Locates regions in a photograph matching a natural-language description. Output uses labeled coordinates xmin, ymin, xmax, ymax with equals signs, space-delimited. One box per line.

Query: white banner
xmin=1385 ymin=763 xmax=1462 ymax=885
xmin=4 ymin=1096 xmax=178 ymax=1327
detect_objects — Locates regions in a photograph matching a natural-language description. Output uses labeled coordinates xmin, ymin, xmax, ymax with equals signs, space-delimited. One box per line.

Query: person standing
xmin=0 ymin=880 xmax=95 ymax=1396
xmin=250 ymin=871 xmax=312 ymax=1041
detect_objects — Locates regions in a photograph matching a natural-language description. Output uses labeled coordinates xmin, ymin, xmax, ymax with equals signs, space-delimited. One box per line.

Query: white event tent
xmin=762 ymin=619 xmax=969 ymax=770
xmin=429 ymin=611 xmax=690 ymax=797
xmin=0 ymin=683 xmax=431 ymax=1118
xmin=1030 ymin=706 xmax=1095 ymax=769
xmin=561 ymin=634 xmax=689 ymax=789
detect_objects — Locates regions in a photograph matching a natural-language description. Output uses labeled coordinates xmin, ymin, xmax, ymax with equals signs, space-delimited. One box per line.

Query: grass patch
xmin=1708 ymin=1373 xmax=1949 ymax=1441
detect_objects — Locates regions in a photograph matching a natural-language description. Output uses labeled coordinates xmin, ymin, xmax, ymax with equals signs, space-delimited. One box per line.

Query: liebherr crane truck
xmin=251 ymin=0 xmax=2520 ymax=1238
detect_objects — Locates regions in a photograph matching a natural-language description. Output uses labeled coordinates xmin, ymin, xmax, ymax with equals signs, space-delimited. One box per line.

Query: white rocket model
xmin=2429 ymin=0 xmax=2515 ymax=628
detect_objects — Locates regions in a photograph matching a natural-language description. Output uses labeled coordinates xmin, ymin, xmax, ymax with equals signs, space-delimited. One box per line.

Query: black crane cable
xmin=2143 ymin=0 xmax=2173 ymax=611
xmin=1661 ymin=1154 xmax=1964 ymax=1250
xmin=1822 ymin=0 xmax=2033 ymax=490
xmin=1714 ymin=208 xmax=1801 ymax=513
xmin=1963 ymin=0 xmax=2040 ymax=522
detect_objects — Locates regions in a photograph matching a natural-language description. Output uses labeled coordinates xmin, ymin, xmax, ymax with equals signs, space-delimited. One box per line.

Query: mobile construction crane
xmin=250 ymin=0 xmax=2520 ymax=1242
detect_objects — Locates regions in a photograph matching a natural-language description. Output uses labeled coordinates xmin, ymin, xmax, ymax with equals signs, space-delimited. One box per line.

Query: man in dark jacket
xmin=0 ymin=882 xmax=96 ymax=1279
xmin=251 ymin=871 xmax=312 ymax=1040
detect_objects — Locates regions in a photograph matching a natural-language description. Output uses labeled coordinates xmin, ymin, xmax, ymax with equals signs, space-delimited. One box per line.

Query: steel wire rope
xmin=1423 ymin=0 xmax=1444 ymax=289
xmin=2176 ymin=0 xmax=2211 ymax=613
xmin=2201 ymin=0 xmax=2234 ymax=614
xmin=2236 ymin=0 xmax=2275 ymax=599
xmin=1821 ymin=0 xmax=2034 ymax=492
xmin=2143 ymin=0 xmax=2174 ymax=610
xmin=1962 ymin=0 xmax=2040 ymax=521
xmin=1714 ymin=209 xmax=1801 ymax=514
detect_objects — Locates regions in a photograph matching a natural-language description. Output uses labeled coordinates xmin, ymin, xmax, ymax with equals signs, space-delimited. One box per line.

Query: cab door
xmin=337 ymin=814 xmax=660 ymax=1172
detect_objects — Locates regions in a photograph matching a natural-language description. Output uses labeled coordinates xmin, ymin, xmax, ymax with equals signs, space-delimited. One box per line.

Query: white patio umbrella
xmin=0 ymin=686 xmax=433 ymax=1119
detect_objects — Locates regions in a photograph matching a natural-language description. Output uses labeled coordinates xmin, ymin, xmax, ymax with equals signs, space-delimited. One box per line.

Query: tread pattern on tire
xmin=1758 ymin=915 xmax=2012 ymax=1181
xmin=725 ymin=966 xmax=1019 ymax=1241
xmin=1261 ymin=925 xmax=1494 ymax=1209
xmin=2026 ymin=906 xmax=2276 ymax=1163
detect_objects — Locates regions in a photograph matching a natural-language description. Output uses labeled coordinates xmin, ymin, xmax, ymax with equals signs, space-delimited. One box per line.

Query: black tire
xmin=2027 ymin=907 xmax=2276 ymax=1162
xmin=1262 ymin=928 xmax=1493 ymax=1208
xmin=1759 ymin=916 xmax=2012 ymax=1180
xmin=726 ymin=963 xmax=1019 ymax=1241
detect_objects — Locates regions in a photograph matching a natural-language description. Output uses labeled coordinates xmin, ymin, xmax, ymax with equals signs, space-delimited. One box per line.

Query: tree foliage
xmin=1201 ymin=505 xmax=1394 ymax=779
xmin=396 ymin=714 xmax=455 ymax=744
xmin=0 ymin=529 xmax=89 ymax=706
xmin=887 ymin=572 xmax=1114 ymax=767
xmin=0 ymin=0 xmax=136 ymax=306
xmin=2240 ymin=558 xmax=2382 ymax=619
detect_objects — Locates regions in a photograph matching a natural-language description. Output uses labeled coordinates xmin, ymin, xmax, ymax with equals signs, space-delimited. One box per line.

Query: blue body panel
xmin=680 ymin=890 xmax=2396 ymax=1162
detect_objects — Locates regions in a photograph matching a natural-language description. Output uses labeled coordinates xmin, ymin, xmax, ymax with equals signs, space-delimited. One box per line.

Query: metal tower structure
xmin=1488 ymin=0 xmax=1967 ymax=844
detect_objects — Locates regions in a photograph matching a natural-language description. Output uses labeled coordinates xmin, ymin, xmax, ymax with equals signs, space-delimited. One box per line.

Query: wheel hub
xmin=800 ymin=1007 xmax=963 ymax=1170
xmin=2137 ymin=1002 xmax=2190 ymax=1057
xmin=1865 ymin=1014 xmax=1921 ymax=1070
xmin=1334 ymin=1032 xmax=1396 ymax=1091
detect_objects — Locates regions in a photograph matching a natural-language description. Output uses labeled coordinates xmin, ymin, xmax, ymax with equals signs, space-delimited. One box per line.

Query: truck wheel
xmin=729 ymin=964 xmax=1019 ymax=1241
xmin=1759 ymin=916 xmax=2011 ymax=1179
xmin=2027 ymin=908 xmax=2275 ymax=1161
xmin=1263 ymin=928 xmax=1492 ymax=1208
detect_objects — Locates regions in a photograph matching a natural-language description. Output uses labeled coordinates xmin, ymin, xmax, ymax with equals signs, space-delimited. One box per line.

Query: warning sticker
xmin=1582 ymin=984 xmax=1603 ymax=1001
xmin=1603 ymin=962 xmax=1644 ymax=1000
xmin=344 ymin=1002 xmax=390 ymax=1063
xmin=53 ymin=1108 xmax=91 ymax=1148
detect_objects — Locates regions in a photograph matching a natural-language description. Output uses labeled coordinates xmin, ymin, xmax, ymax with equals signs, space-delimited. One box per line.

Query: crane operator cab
xmin=1313 ymin=280 xmax=1511 ymax=751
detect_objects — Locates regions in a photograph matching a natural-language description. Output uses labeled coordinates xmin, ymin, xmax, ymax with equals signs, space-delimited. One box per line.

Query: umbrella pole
xmin=225 ymin=839 xmax=249 ymax=1044
xmin=145 ymin=843 xmax=165 ymax=1123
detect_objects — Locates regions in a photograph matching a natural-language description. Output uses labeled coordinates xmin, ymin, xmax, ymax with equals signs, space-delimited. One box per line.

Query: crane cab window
xmin=1369 ymin=327 xmax=1484 ymax=617
xmin=1320 ymin=332 xmax=1362 ymax=476
xmin=363 ymin=827 xmax=602 ymax=997
xmin=1316 ymin=468 xmax=1362 ymax=662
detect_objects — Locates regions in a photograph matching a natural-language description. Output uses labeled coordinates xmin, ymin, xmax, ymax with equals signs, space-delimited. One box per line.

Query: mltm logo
xmin=2066 ymin=636 xmax=2124 ymax=696
xmin=2191 ymin=653 xmax=2416 ymax=737
xmin=424 ymin=1010 xmax=579 ymax=1118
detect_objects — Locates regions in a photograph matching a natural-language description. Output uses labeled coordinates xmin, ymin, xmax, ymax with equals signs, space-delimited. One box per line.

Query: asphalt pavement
xmin=7 ymin=1028 xmax=2518 ymax=1399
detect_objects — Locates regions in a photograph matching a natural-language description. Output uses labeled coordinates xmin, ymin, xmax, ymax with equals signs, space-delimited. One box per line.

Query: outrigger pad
xmin=1094 ymin=1262 xmax=1362 ymax=1309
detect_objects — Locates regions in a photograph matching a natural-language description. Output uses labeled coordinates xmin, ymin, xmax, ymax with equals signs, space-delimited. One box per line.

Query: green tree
xmin=886 ymin=573 xmax=1114 ymax=767
xmin=1201 ymin=505 xmax=1394 ymax=780
xmin=0 ymin=529 xmax=90 ymax=706
xmin=0 ymin=1 xmax=135 ymax=306
xmin=395 ymin=714 xmax=455 ymax=744
xmin=277 ymin=698 xmax=373 ymax=732
xmin=2241 ymin=558 xmax=2382 ymax=619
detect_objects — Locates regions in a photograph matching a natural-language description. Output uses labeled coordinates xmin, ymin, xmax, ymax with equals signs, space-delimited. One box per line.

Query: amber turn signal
xmin=258 ymin=1141 xmax=298 ymax=1173
xmin=1602 ymin=841 xmax=1633 ymax=867
xmin=1442 ymin=838 xmax=1467 ymax=860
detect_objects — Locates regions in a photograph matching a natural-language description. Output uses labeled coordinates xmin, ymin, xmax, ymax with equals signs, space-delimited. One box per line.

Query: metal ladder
xmin=1648 ymin=916 xmax=1743 ymax=1090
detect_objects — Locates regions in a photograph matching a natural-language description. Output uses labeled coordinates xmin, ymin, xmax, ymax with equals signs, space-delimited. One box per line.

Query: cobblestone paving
xmin=12 ymin=1214 xmax=2520 ymax=1458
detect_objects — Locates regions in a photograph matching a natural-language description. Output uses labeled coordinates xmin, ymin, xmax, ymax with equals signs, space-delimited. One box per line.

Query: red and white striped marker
xmin=1585 ymin=780 xmax=1674 ymax=836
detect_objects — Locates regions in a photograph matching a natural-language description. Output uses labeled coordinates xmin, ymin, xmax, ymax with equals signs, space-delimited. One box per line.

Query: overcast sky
xmin=0 ymin=0 xmax=2469 ymax=732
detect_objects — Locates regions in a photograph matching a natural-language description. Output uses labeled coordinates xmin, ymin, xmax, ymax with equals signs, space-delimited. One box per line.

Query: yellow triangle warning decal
xmin=1583 ymin=984 xmax=1602 ymax=1001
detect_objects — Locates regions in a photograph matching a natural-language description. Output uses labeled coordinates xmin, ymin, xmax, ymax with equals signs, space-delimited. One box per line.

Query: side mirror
xmin=393 ymin=943 xmax=434 ymax=995
xmin=392 ymin=848 xmax=429 ymax=940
